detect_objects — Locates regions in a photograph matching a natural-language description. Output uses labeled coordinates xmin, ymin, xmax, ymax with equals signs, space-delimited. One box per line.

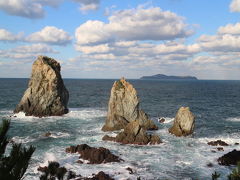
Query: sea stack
xmin=14 ymin=56 xmax=69 ymax=117
xmin=103 ymin=120 xmax=162 ymax=145
xmin=102 ymin=78 xmax=158 ymax=131
xmin=168 ymin=107 xmax=195 ymax=137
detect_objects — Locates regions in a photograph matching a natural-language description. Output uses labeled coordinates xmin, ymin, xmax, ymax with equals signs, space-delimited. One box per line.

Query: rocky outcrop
xmin=66 ymin=144 xmax=122 ymax=164
xmin=38 ymin=161 xmax=68 ymax=180
xmin=83 ymin=171 xmax=114 ymax=180
xmin=38 ymin=162 xmax=114 ymax=180
xmin=102 ymin=78 xmax=157 ymax=131
xmin=14 ymin=56 xmax=69 ymax=117
xmin=218 ymin=149 xmax=240 ymax=166
xmin=103 ymin=120 xmax=162 ymax=145
xmin=168 ymin=107 xmax=195 ymax=137
xmin=207 ymin=140 xmax=229 ymax=146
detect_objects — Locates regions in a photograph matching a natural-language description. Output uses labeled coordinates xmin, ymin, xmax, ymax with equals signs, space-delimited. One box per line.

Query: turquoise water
xmin=0 ymin=79 xmax=240 ymax=179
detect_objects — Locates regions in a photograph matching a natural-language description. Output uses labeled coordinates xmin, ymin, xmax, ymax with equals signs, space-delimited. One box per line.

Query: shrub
xmin=228 ymin=162 xmax=240 ymax=180
xmin=0 ymin=119 xmax=35 ymax=180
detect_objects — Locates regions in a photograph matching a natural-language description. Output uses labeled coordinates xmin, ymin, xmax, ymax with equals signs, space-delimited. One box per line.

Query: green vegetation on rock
xmin=228 ymin=162 xmax=240 ymax=180
xmin=115 ymin=80 xmax=124 ymax=90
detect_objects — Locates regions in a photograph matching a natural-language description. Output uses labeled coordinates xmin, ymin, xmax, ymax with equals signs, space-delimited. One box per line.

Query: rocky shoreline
xmin=11 ymin=56 xmax=240 ymax=179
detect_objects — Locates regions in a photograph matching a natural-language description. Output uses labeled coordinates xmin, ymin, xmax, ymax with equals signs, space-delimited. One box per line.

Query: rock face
xmin=66 ymin=144 xmax=122 ymax=164
xmin=14 ymin=56 xmax=69 ymax=117
xmin=218 ymin=149 xmax=240 ymax=166
xmin=103 ymin=120 xmax=162 ymax=145
xmin=102 ymin=78 xmax=157 ymax=131
xmin=169 ymin=107 xmax=195 ymax=137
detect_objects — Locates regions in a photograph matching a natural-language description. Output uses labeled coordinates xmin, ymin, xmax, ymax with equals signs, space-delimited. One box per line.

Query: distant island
xmin=140 ymin=74 xmax=198 ymax=80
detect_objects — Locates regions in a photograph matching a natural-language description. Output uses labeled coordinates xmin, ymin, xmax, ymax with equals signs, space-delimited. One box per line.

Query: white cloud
xmin=72 ymin=19 xmax=240 ymax=79
xmin=76 ymin=20 xmax=111 ymax=45
xmin=0 ymin=44 xmax=57 ymax=59
xmin=218 ymin=22 xmax=240 ymax=35
xmin=76 ymin=40 xmax=200 ymax=61
xmin=75 ymin=7 xmax=193 ymax=45
xmin=75 ymin=44 xmax=112 ymax=54
xmin=0 ymin=0 xmax=63 ymax=19
xmin=198 ymin=23 xmax=240 ymax=52
xmin=27 ymin=26 xmax=72 ymax=45
xmin=37 ymin=0 xmax=63 ymax=8
xmin=198 ymin=34 xmax=240 ymax=52
xmin=11 ymin=43 xmax=58 ymax=54
xmin=0 ymin=29 xmax=23 ymax=42
xmin=0 ymin=0 xmax=100 ymax=18
xmin=79 ymin=3 xmax=98 ymax=12
xmin=230 ymin=0 xmax=240 ymax=12
xmin=72 ymin=0 xmax=100 ymax=12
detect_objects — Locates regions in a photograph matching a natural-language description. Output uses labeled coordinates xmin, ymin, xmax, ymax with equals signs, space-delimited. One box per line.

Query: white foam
xmin=198 ymin=134 xmax=240 ymax=145
xmin=163 ymin=117 xmax=174 ymax=123
xmin=40 ymin=152 xmax=57 ymax=167
xmin=47 ymin=132 xmax=70 ymax=139
xmin=227 ymin=117 xmax=240 ymax=122
xmin=65 ymin=108 xmax=106 ymax=120
xmin=154 ymin=117 xmax=174 ymax=124
xmin=11 ymin=108 xmax=107 ymax=122
xmin=12 ymin=112 xmax=41 ymax=122
xmin=6 ymin=108 xmax=237 ymax=180
xmin=11 ymin=136 xmax=35 ymax=144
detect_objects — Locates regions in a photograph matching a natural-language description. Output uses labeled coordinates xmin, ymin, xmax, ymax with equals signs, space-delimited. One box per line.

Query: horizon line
xmin=0 ymin=77 xmax=240 ymax=81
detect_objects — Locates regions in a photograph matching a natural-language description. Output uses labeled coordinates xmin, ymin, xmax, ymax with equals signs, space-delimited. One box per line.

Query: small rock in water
xmin=158 ymin=117 xmax=165 ymax=123
xmin=218 ymin=149 xmax=240 ymax=166
xmin=207 ymin=140 xmax=229 ymax=146
xmin=217 ymin=147 xmax=224 ymax=151
xmin=235 ymin=142 xmax=239 ymax=145
xmin=66 ymin=144 xmax=122 ymax=164
xmin=168 ymin=107 xmax=195 ymax=137
xmin=86 ymin=171 xmax=114 ymax=180
xmin=126 ymin=167 xmax=134 ymax=174
xmin=38 ymin=161 xmax=68 ymax=180
xmin=38 ymin=161 xmax=114 ymax=180
xmin=37 ymin=166 xmax=48 ymax=172
xmin=211 ymin=150 xmax=216 ymax=153
xmin=43 ymin=132 xmax=51 ymax=137
xmin=102 ymin=135 xmax=115 ymax=142
xmin=77 ymin=160 xmax=83 ymax=164
xmin=207 ymin=163 xmax=214 ymax=167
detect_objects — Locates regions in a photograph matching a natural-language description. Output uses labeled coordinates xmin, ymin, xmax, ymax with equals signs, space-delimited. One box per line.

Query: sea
xmin=0 ymin=78 xmax=240 ymax=180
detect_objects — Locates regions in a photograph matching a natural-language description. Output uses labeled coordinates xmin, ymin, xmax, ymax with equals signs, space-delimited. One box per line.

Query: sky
xmin=0 ymin=0 xmax=240 ymax=80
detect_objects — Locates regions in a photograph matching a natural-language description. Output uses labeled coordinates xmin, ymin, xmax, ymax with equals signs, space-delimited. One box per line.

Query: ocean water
xmin=0 ymin=78 xmax=240 ymax=180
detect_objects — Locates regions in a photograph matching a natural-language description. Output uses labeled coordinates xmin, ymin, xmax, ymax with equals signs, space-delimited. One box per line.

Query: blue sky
xmin=0 ymin=0 xmax=240 ymax=79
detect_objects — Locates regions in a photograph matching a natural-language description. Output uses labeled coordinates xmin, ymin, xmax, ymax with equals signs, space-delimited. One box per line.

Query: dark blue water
xmin=0 ymin=78 xmax=240 ymax=180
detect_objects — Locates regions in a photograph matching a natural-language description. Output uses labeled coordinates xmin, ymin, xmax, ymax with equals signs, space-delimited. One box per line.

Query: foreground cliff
xmin=102 ymin=78 xmax=157 ymax=131
xmin=14 ymin=56 xmax=69 ymax=117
